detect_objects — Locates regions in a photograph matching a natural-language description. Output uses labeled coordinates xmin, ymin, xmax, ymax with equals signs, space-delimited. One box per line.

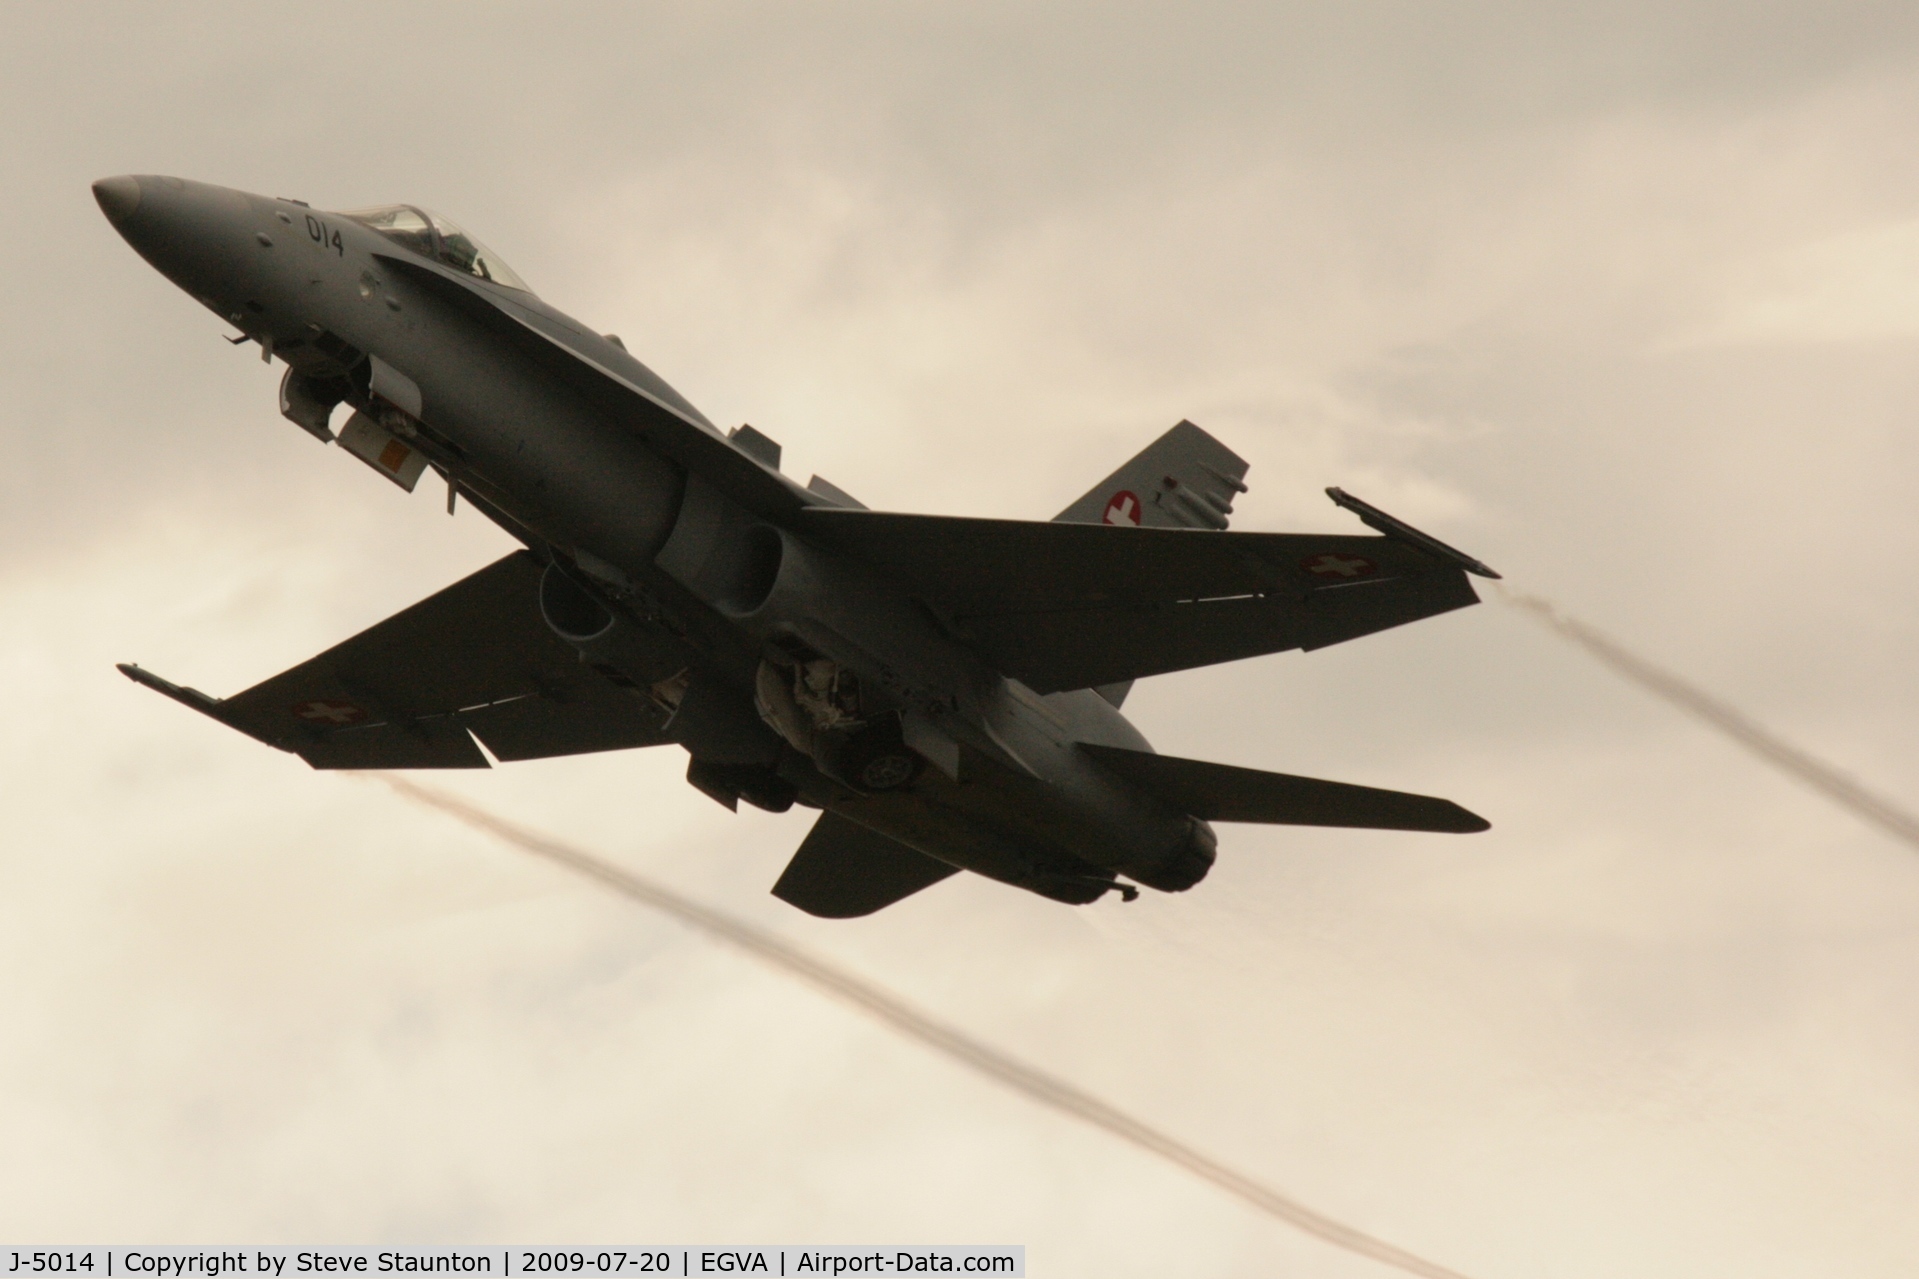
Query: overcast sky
xmin=5 ymin=3 xmax=1919 ymax=1276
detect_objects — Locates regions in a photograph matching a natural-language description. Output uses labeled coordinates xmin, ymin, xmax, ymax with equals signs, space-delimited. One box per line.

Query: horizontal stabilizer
xmin=773 ymin=811 xmax=962 ymax=917
xmin=1081 ymin=743 xmax=1489 ymax=833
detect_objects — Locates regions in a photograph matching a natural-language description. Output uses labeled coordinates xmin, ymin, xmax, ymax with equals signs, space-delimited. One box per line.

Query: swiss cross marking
xmin=1303 ymin=553 xmax=1376 ymax=578
xmin=1103 ymin=490 xmax=1143 ymax=526
xmin=293 ymin=699 xmax=367 ymax=725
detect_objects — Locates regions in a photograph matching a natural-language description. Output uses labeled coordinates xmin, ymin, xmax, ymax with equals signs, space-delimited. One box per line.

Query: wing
xmin=771 ymin=811 xmax=962 ymax=917
xmin=1081 ymin=744 xmax=1489 ymax=832
xmin=120 ymin=551 xmax=672 ymax=769
xmin=795 ymin=508 xmax=1482 ymax=693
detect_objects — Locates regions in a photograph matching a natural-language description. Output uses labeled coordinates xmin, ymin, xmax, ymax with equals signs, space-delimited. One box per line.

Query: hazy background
xmin=4 ymin=3 xmax=1919 ymax=1275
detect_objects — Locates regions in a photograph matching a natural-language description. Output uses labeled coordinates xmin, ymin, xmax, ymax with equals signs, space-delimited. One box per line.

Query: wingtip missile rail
xmin=1325 ymin=486 xmax=1502 ymax=580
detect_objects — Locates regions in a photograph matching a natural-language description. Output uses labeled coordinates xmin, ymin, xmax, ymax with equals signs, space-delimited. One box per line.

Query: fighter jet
xmin=96 ymin=174 xmax=1499 ymax=917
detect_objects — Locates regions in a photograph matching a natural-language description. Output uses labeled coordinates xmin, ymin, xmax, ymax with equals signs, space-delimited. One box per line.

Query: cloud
xmin=6 ymin=3 xmax=1919 ymax=1275
xmin=1671 ymin=216 xmax=1919 ymax=346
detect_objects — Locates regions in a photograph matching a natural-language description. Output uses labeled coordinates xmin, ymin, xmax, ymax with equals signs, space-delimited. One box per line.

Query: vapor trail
xmin=377 ymin=774 xmax=1478 ymax=1279
xmin=1504 ymin=590 xmax=1919 ymax=851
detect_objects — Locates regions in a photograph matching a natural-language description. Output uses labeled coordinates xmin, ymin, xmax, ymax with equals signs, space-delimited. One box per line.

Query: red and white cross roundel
xmin=1102 ymin=490 xmax=1143 ymax=526
xmin=1302 ymin=552 xmax=1377 ymax=578
xmin=293 ymin=699 xmax=367 ymax=726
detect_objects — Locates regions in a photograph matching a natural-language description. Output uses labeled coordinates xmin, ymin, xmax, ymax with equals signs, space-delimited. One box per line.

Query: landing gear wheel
xmin=840 ymin=714 xmax=920 ymax=792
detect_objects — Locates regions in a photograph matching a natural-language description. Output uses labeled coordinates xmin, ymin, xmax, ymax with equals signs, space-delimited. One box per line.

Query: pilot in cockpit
xmin=341 ymin=204 xmax=530 ymax=291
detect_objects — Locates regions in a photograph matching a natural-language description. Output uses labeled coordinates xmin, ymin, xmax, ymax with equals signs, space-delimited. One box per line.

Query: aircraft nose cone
xmin=95 ymin=175 xmax=258 ymax=302
xmin=93 ymin=175 xmax=143 ymax=225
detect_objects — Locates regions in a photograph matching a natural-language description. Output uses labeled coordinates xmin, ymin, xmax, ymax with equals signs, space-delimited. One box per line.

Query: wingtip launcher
xmin=1325 ymin=486 xmax=1501 ymax=580
xmin=117 ymin=662 xmax=225 ymax=716
xmin=116 ymin=662 xmax=278 ymax=746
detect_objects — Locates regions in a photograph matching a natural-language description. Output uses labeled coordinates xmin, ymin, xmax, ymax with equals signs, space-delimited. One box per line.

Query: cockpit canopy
xmin=340 ymin=204 xmax=530 ymax=292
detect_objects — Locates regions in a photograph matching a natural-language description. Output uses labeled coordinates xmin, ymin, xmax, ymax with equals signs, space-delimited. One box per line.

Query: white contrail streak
xmin=376 ymin=774 xmax=1479 ymax=1279
xmin=1504 ymin=590 xmax=1919 ymax=851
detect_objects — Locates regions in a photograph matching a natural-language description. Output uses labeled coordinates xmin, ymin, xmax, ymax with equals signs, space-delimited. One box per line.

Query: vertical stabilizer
xmin=1053 ymin=420 xmax=1249 ymax=705
xmin=1053 ymin=419 xmax=1249 ymax=531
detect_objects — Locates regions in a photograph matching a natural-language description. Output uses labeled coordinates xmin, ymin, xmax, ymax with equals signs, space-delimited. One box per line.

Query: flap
xmin=772 ymin=811 xmax=962 ymax=917
xmin=795 ymin=509 xmax=1480 ymax=692
xmin=1081 ymin=744 xmax=1489 ymax=832
xmin=128 ymin=551 xmax=671 ymax=770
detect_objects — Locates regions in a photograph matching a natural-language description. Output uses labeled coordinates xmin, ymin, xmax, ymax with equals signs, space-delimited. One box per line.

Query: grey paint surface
xmin=12 ymin=8 xmax=1919 ymax=1272
xmin=103 ymin=173 xmax=1490 ymax=914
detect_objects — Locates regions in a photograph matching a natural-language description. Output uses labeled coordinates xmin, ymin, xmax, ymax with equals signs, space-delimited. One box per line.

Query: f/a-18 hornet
xmin=97 ymin=175 xmax=1499 ymax=918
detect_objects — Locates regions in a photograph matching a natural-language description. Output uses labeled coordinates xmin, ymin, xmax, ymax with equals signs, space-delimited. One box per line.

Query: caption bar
xmin=4 ymin=1252 xmax=1022 ymax=1278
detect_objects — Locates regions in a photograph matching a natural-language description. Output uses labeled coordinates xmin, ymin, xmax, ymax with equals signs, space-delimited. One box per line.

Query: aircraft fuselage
xmin=97 ymin=175 xmax=1217 ymax=907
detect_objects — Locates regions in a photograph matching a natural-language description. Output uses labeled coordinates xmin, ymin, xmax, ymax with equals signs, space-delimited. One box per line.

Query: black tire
xmin=842 ymin=715 xmax=920 ymax=792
